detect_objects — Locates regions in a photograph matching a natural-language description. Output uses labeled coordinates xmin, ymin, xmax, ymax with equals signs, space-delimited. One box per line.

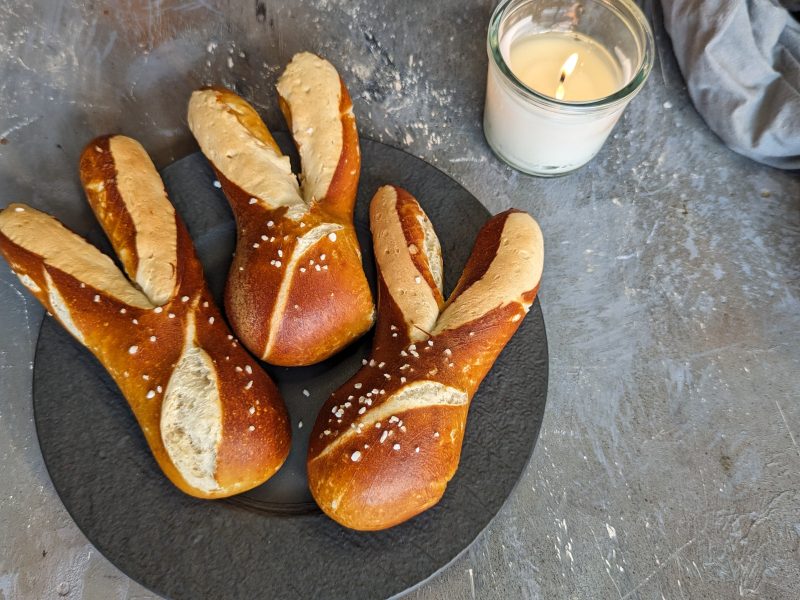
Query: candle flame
xmin=555 ymin=52 xmax=580 ymax=100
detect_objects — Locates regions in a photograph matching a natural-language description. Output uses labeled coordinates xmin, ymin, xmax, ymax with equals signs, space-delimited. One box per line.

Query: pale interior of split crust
xmin=108 ymin=136 xmax=178 ymax=306
xmin=371 ymin=186 xmax=440 ymax=342
xmin=188 ymin=90 xmax=307 ymax=219
xmin=161 ymin=313 xmax=223 ymax=493
xmin=434 ymin=212 xmax=543 ymax=334
xmin=276 ymin=52 xmax=344 ymax=206
xmin=311 ymin=380 xmax=467 ymax=463
xmin=0 ymin=204 xmax=153 ymax=308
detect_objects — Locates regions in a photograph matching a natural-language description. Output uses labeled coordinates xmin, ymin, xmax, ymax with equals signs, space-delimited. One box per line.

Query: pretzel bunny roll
xmin=0 ymin=135 xmax=291 ymax=499
xmin=188 ymin=52 xmax=374 ymax=366
xmin=307 ymin=185 xmax=544 ymax=530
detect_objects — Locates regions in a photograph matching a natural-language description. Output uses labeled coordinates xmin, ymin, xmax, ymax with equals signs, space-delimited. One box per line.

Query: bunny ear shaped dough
xmin=79 ymin=135 xmax=179 ymax=306
xmin=187 ymin=52 xmax=374 ymax=367
xmin=308 ymin=185 xmax=543 ymax=530
xmin=0 ymin=135 xmax=291 ymax=499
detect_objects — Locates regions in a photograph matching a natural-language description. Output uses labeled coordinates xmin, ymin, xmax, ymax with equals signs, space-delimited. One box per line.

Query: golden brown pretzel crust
xmin=0 ymin=135 xmax=291 ymax=499
xmin=307 ymin=185 xmax=543 ymax=530
xmin=188 ymin=53 xmax=374 ymax=366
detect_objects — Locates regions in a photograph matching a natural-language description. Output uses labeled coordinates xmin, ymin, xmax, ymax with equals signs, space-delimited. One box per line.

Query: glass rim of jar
xmin=487 ymin=0 xmax=655 ymax=112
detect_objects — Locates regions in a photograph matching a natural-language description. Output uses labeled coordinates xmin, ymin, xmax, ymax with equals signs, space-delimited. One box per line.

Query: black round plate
xmin=33 ymin=137 xmax=548 ymax=600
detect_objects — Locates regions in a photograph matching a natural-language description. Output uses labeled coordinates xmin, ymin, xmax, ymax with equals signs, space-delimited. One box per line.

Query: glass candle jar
xmin=483 ymin=0 xmax=655 ymax=176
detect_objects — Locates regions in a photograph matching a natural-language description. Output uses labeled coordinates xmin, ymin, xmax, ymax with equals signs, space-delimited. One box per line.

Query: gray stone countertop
xmin=1 ymin=1 xmax=799 ymax=599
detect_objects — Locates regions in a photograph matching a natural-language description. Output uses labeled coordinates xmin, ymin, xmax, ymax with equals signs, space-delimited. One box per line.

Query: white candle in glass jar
xmin=483 ymin=0 xmax=655 ymax=177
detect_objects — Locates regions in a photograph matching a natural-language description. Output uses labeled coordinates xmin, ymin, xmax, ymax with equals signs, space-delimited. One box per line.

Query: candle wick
xmin=555 ymin=53 xmax=579 ymax=101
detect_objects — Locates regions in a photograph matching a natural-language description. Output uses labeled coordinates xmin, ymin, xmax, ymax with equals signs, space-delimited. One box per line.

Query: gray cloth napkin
xmin=661 ymin=0 xmax=800 ymax=169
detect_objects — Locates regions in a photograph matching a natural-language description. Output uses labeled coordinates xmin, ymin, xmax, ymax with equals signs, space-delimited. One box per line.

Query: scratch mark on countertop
xmin=619 ymin=538 xmax=695 ymax=600
xmin=645 ymin=220 xmax=660 ymax=244
xmin=774 ymin=400 xmax=800 ymax=459
xmin=673 ymin=342 xmax=745 ymax=363
xmin=589 ymin=526 xmax=623 ymax=599
xmin=0 ymin=115 xmax=40 ymax=139
xmin=467 ymin=567 xmax=475 ymax=598
xmin=450 ymin=156 xmax=486 ymax=164
xmin=691 ymin=561 xmax=702 ymax=580
xmin=168 ymin=0 xmax=223 ymax=15
xmin=697 ymin=466 xmax=709 ymax=508
xmin=16 ymin=56 xmax=33 ymax=71
xmin=98 ymin=30 xmax=117 ymax=63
